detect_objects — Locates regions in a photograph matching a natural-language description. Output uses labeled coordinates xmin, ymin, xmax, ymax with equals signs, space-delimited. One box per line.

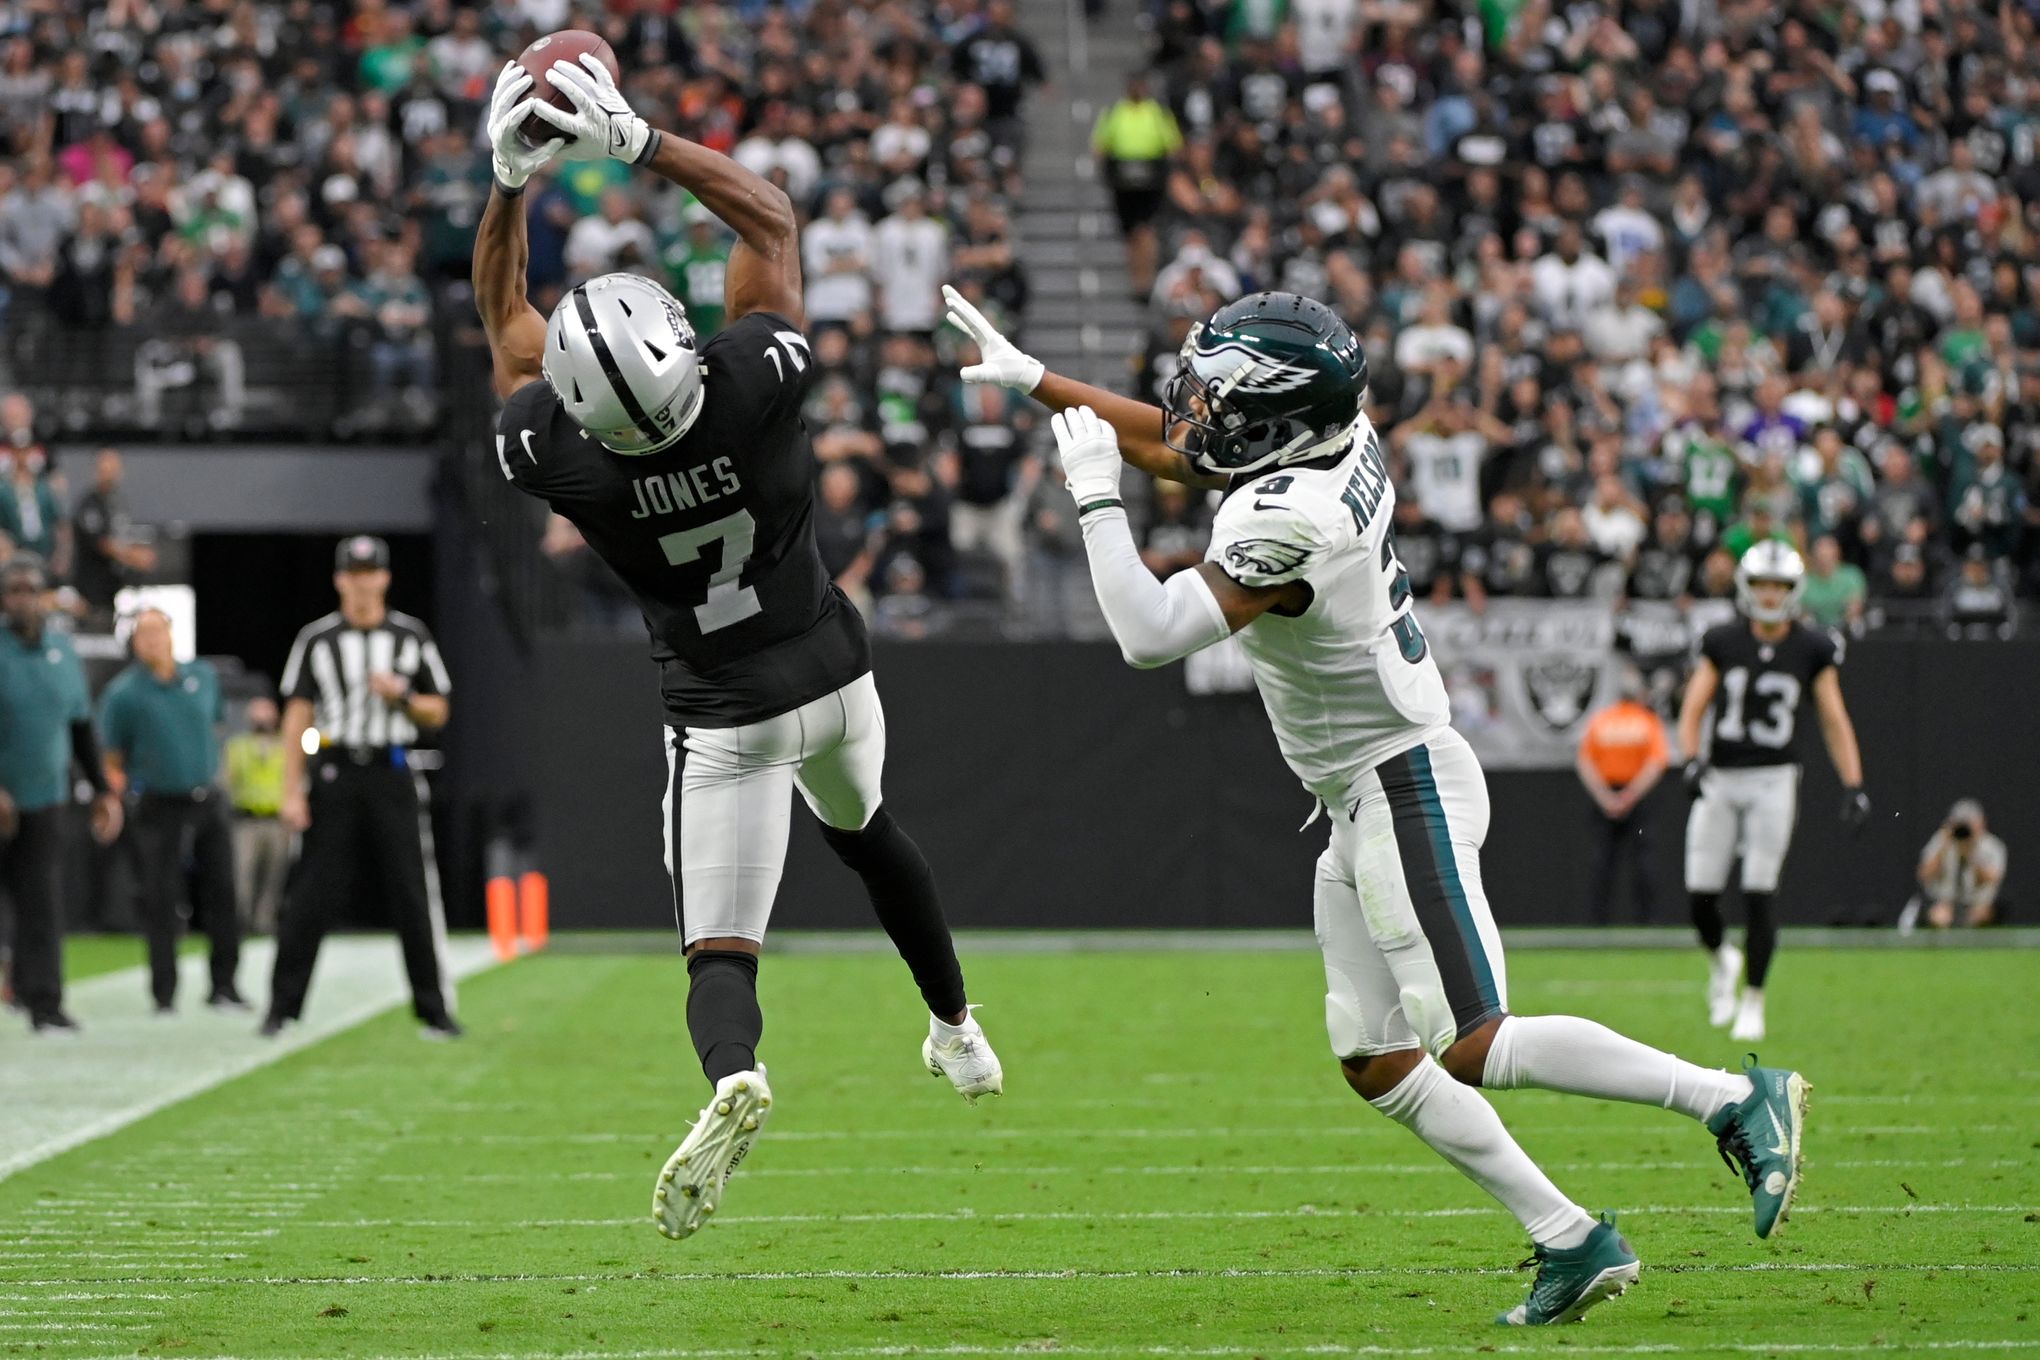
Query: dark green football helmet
xmin=1162 ymin=292 xmax=1370 ymax=477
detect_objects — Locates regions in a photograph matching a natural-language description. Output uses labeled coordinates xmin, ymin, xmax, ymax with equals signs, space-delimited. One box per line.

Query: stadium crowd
xmin=2 ymin=0 xmax=2035 ymax=638
xmin=1103 ymin=0 xmax=2039 ymax=634
xmin=0 ymin=0 xmax=1047 ymax=607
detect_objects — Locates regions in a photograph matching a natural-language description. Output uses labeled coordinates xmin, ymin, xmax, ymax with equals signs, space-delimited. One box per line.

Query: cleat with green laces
xmin=1496 ymin=1214 xmax=1641 ymax=1326
xmin=1706 ymin=1053 xmax=1810 ymax=1239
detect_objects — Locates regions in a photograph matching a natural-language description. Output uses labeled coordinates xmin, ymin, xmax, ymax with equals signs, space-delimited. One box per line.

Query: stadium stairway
xmin=1014 ymin=0 xmax=1150 ymax=393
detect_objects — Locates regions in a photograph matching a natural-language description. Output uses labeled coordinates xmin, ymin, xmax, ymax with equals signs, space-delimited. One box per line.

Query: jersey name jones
xmin=631 ymin=457 xmax=743 ymax=519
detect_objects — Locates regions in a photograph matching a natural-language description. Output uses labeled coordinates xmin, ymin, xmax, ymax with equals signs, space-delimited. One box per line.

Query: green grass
xmin=4 ymin=947 xmax=2037 ymax=1358
xmin=60 ymin=933 xmax=198 ymax=983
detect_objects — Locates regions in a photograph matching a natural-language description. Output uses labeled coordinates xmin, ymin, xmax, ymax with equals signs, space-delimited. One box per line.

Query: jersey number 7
xmin=661 ymin=510 xmax=762 ymax=633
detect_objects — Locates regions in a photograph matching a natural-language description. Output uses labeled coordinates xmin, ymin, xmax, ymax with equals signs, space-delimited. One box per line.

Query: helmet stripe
xmin=571 ymin=285 xmax=653 ymax=443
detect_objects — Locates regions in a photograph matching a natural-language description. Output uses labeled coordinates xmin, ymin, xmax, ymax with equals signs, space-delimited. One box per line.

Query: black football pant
xmin=131 ymin=791 xmax=241 ymax=1007
xmin=1586 ymin=790 xmax=1657 ymax=925
xmin=2 ymin=807 xmax=66 ymax=1021
xmin=269 ymin=758 xmax=450 ymax=1025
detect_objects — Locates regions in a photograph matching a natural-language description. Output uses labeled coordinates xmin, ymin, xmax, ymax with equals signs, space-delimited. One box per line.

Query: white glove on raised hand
xmin=1051 ymin=406 xmax=1123 ymax=511
xmin=488 ymin=63 xmax=565 ymax=191
xmin=534 ymin=53 xmax=657 ymax=164
xmin=942 ymin=284 xmax=1044 ymax=392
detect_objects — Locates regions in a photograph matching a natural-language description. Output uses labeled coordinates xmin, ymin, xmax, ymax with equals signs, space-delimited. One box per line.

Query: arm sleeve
xmin=1809 ymin=629 xmax=1839 ymax=676
xmin=97 ymin=686 xmax=129 ymax=756
xmin=279 ymin=627 xmax=319 ymax=703
xmin=411 ymin=629 xmax=452 ymax=697
xmin=1077 ymin=506 xmax=1232 ymax=670
xmin=492 ymin=380 xmax=553 ymax=490
xmin=70 ymin=719 xmax=108 ymax=795
xmin=1206 ymin=488 xmax=1334 ymax=591
xmin=704 ymin=310 xmax=816 ymax=424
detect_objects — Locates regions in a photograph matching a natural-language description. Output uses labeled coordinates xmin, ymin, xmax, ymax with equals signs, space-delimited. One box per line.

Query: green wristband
xmin=1077 ymin=497 xmax=1125 ymax=517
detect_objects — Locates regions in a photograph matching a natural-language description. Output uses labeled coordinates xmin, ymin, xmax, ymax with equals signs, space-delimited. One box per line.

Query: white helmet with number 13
xmin=544 ymin=272 xmax=704 ymax=455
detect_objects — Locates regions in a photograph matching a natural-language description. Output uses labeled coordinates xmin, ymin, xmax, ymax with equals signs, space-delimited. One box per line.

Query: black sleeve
xmin=70 ymin=719 xmax=109 ymax=795
xmin=1020 ymin=36 xmax=1046 ymax=83
xmin=1699 ymin=624 xmax=1730 ymax=669
xmin=1805 ymin=628 xmax=1839 ymax=677
xmin=493 ymin=380 xmax=557 ymax=492
xmin=74 ymin=496 xmax=108 ymax=543
xmin=704 ymin=310 xmax=818 ymax=423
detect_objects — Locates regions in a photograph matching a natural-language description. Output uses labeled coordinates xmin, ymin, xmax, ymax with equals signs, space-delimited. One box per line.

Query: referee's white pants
xmin=663 ymin=672 xmax=885 ymax=947
xmin=1683 ymin=764 xmax=1799 ymax=894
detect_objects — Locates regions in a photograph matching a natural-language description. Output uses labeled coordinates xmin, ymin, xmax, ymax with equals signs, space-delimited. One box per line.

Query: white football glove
xmin=533 ymin=53 xmax=657 ymax=164
xmin=943 ymin=284 xmax=1044 ymax=393
xmin=1051 ymin=406 xmax=1122 ymax=510
xmin=487 ymin=63 xmax=564 ymax=191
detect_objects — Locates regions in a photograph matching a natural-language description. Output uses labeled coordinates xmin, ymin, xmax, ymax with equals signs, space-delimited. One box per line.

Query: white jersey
xmin=1205 ymin=422 xmax=1452 ymax=803
xmin=1402 ymin=428 xmax=1487 ymax=532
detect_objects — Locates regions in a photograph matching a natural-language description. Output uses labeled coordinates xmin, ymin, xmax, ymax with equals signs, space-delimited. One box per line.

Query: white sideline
xmin=0 ymin=936 xmax=498 ymax=1182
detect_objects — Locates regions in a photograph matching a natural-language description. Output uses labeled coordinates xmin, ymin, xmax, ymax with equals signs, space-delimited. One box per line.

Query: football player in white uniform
xmin=945 ymin=287 xmax=1812 ymax=1327
xmin=1676 ymin=542 xmax=1869 ymax=1042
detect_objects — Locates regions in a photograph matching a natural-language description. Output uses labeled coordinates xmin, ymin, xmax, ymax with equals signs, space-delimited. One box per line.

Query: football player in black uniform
xmin=1675 ymin=542 xmax=1870 ymax=1041
xmin=471 ymin=56 xmax=1002 ymax=1241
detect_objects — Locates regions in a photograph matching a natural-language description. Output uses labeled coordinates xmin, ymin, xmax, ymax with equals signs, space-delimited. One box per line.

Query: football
xmin=514 ymin=30 xmax=620 ymax=146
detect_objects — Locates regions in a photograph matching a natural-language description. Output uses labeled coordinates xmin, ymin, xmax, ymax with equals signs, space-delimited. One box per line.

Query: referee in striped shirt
xmin=263 ymin=535 xmax=461 ymax=1038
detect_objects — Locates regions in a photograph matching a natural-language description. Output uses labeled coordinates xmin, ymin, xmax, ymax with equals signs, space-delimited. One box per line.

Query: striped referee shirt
xmin=280 ymin=611 xmax=451 ymax=749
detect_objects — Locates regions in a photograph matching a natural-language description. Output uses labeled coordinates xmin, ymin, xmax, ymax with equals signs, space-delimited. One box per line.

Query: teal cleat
xmin=1496 ymin=1213 xmax=1640 ymax=1326
xmin=1706 ymin=1053 xmax=1811 ymax=1239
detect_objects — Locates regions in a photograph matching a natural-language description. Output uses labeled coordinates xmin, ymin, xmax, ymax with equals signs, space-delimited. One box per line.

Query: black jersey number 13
xmin=1717 ymin=666 xmax=1799 ymax=748
xmin=661 ymin=510 xmax=761 ymax=633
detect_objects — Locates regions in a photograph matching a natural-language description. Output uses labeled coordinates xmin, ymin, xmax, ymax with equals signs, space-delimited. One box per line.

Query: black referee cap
xmin=336 ymin=535 xmax=391 ymax=572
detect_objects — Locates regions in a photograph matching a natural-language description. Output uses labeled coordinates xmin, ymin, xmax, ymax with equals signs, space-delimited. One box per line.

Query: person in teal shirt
xmin=1798 ymin=535 xmax=1867 ymax=631
xmin=0 ymin=451 xmax=65 ymax=564
xmin=0 ymin=554 xmax=121 ymax=1033
xmin=99 ymin=608 xmax=243 ymax=1012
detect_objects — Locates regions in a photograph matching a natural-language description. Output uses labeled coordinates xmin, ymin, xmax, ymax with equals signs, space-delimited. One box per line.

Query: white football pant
xmin=663 ymin=672 xmax=885 ymax=946
xmin=1684 ymin=764 xmax=1799 ymax=894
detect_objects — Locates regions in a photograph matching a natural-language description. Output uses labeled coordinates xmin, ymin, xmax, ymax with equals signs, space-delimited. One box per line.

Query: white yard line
xmin=0 ymin=936 xmax=497 ymax=1183
xmin=31 ymin=1342 xmax=2040 ymax=1360
xmin=461 ymin=1122 xmax=2020 ymax=1143
xmin=224 ymin=1203 xmax=2036 ymax=1231
xmin=12 ymin=1262 xmax=2035 ymax=1293
xmin=350 ymin=1156 xmax=2024 ymax=1184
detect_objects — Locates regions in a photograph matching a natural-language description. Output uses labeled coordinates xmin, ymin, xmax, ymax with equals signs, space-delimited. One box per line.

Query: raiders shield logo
xmin=1521 ymin=656 xmax=1600 ymax=732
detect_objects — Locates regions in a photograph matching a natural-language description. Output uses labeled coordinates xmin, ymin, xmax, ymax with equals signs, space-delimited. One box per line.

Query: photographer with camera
xmin=1903 ymin=799 xmax=2007 ymax=930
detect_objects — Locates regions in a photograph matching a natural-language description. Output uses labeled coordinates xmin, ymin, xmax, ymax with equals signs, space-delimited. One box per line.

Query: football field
xmin=4 ymin=938 xmax=2036 ymax=1359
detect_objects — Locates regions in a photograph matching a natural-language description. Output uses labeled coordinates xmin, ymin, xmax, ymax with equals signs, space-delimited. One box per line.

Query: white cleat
xmin=1730 ymin=990 xmax=1766 ymax=1042
xmin=1708 ymin=943 xmax=1744 ymax=1028
xmin=923 ymin=1007 xmax=1003 ymax=1104
xmin=652 ymin=1067 xmax=772 ymax=1241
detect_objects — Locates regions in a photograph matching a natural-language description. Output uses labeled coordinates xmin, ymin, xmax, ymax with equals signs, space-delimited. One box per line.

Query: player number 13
xmin=660 ymin=510 xmax=762 ymax=633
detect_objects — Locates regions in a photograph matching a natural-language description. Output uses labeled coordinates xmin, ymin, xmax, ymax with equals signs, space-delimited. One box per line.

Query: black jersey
xmin=1698 ymin=620 xmax=1838 ymax=769
xmin=496 ymin=310 xmax=870 ymax=728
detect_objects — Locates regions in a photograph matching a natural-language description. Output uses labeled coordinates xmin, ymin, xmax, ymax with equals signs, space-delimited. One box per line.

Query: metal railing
xmin=3 ymin=296 xmax=454 ymax=443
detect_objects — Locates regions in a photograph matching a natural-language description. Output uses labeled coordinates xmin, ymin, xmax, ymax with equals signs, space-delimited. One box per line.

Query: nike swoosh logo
xmin=519 ymin=429 xmax=539 ymax=464
xmin=1254 ymin=498 xmax=1283 ymax=512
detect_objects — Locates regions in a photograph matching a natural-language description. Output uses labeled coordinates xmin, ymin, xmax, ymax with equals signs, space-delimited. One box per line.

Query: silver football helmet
xmin=1734 ymin=539 xmax=1806 ymax=623
xmin=544 ymin=273 xmax=705 ymax=455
